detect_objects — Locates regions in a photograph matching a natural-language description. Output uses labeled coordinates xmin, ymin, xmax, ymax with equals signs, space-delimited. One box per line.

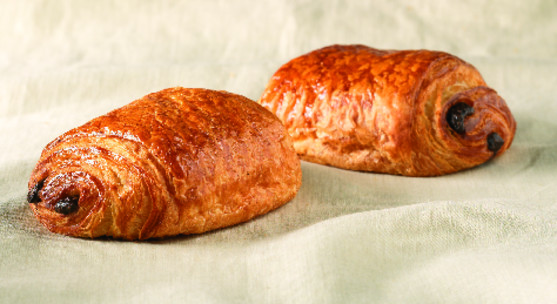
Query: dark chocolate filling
xmin=487 ymin=132 xmax=504 ymax=153
xmin=447 ymin=102 xmax=475 ymax=134
xmin=27 ymin=179 xmax=45 ymax=204
xmin=54 ymin=196 xmax=79 ymax=215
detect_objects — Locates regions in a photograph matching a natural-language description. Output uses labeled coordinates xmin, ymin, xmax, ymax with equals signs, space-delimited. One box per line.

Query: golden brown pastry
xmin=259 ymin=44 xmax=516 ymax=176
xmin=27 ymin=87 xmax=302 ymax=240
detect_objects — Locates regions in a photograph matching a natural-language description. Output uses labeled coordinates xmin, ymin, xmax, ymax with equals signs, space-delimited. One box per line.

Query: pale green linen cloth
xmin=1 ymin=1 xmax=556 ymax=303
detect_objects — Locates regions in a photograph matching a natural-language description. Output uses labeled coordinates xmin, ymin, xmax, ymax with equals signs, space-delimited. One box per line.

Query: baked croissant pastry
xmin=27 ymin=88 xmax=302 ymax=240
xmin=259 ymin=44 xmax=516 ymax=176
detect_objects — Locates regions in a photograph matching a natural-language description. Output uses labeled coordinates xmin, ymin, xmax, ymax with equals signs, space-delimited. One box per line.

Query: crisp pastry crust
xmin=27 ymin=88 xmax=302 ymax=240
xmin=258 ymin=44 xmax=516 ymax=176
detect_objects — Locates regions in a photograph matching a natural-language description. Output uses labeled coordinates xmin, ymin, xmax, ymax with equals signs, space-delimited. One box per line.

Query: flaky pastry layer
xmin=259 ymin=45 xmax=516 ymax=176
xmin=28 ymin=88 xmax=302 ymax=240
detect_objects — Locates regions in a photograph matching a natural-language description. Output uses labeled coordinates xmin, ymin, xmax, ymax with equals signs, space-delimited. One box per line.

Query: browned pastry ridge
xmin=27 ymin=88 xmax=302 ymax=240
xmin=259 ymin=44 xmax=516 ymax=176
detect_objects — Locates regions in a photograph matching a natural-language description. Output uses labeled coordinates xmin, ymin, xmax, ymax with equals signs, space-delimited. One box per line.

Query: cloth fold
xmin=1 ymin=0 xmax=556 ymax=303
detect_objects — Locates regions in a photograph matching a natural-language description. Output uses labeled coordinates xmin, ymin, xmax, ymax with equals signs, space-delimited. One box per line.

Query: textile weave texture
xmin=1 ymin=1 xmax=556 ymax=303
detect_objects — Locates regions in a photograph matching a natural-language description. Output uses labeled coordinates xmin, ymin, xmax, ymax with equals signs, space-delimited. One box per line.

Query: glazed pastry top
xmin=259 ymin=45 xmax=516 ymax=176
xmin=28 ymin=88 xmax=301 ymax=239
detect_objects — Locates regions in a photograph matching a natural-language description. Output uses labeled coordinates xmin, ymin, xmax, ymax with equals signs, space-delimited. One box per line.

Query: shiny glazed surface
xmin=28 ymin=88 xmax=302 ymax=240
xmin=259 ymin=45 xmax=516 ymax=176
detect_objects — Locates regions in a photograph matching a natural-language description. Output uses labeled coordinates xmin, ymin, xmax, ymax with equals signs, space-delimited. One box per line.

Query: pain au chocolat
xmin=27 ymin=88 xmax=302 ymax=240
xmin=258 ymin=44 xmax=516 ymax=176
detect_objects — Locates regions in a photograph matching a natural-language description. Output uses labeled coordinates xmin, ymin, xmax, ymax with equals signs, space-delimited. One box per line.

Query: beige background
xmin=1 ymin=0 xmax=556 ymax=303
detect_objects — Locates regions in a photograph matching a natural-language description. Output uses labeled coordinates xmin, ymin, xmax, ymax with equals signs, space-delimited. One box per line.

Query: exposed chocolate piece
xmin=27 ymin=179 xmax=45 ymax=204
xmin=54 ymin=196 xmax=79 ymax=215
xmin=447 ymin=102 xmax=475 ymax=134
xmin=487 ymin=132 xmax=504 ymax=153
